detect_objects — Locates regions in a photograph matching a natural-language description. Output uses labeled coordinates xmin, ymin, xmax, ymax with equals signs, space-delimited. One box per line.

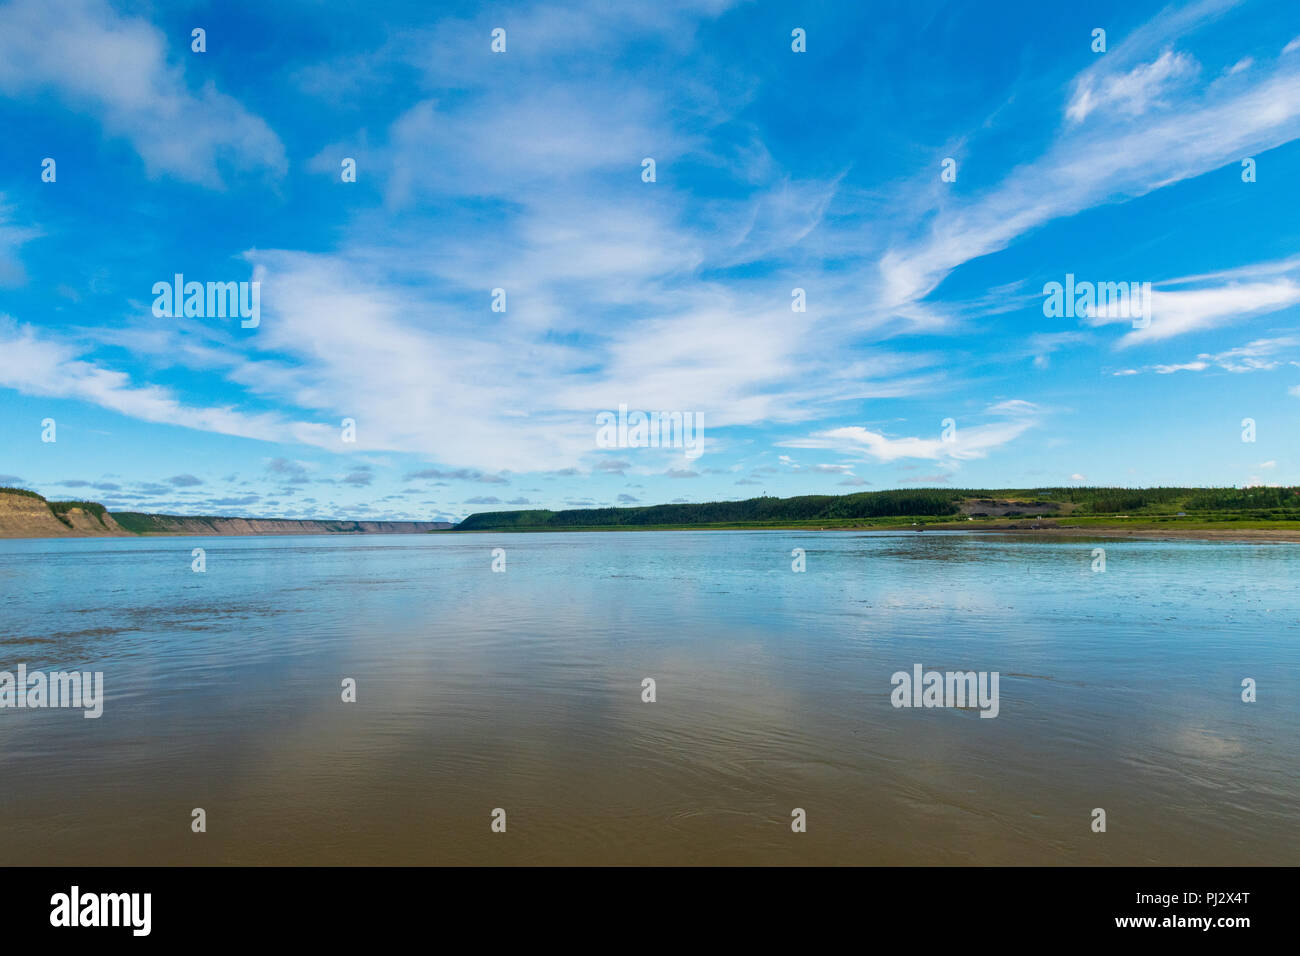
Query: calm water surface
xmin=1 ymin=531 xmax=1296 ymax=865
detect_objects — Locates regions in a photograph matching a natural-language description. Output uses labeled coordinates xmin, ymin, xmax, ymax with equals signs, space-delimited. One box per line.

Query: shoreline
xmin=0 ymin=528 xmax=441 ymax=541
xmin=451 ymin=523 xmax=1300 ymax=542
xmin=3 ymin=523 xmax=1299 ymax=543
xmin=939 ymin=525 xmax=1300 ymax=542
xmin=6 ymin=488 xmax=1297 ymax=543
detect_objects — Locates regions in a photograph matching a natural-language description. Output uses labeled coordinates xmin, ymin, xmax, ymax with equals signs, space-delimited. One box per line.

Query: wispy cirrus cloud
xmin=1086 ymin=258 xmax=1300 ymax=346
xmin=0 ymin=319 xmax=328 ymax=446
xmin=1066 ymin=49 xmax=1199 ymax=123
xmin=0 ymin=0 xmax=285 ymax=185
xmin=1114 ymin=335 xmax=1300 ymax=375
xmin=876 ymin=3 xmax=1300 ymax=319
xmin=0 ymin=197 xmax=41 ymax=286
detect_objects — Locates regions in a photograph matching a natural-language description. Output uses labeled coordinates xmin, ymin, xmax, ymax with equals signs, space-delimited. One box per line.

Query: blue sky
xmin=1 ymin=0 xmax=1298 ymax=522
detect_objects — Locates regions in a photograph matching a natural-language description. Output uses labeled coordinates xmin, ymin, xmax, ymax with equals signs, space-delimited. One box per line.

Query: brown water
xmin=1 ymin=531 xmax=1296 ymax=864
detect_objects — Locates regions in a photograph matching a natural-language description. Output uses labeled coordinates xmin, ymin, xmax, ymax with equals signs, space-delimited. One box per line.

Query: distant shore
xmin=914 ymin=523 xmax=1300 ymax=542
xmin=0 ymin=524 xmax=450 ymax=539
xmin=449 ymin=522 xmax=1300 ymax=538
xmin=449 ymin=522 xmax=1300 ymax=542
xmin=451 ymin=486 xmax=1300 ymax=541
xmin=3 ymin=486 xmax=1298 ymax=543
xmin=4 ymin=524 xmax=1298 ymax=542
xmin=0 ymin=488 xmax=450 ymax=539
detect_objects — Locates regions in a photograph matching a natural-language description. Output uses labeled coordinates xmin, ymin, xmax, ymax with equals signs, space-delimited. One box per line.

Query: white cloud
xmin=1087 ymin=259 xmax=1300 ymax=345
xmin=1207 ymin=336 xmax=1300 ymax=371
xmin=1028 ymin=331 xmax=1090 ymax=368
xmin=876 ymin=6 xmax=1300 ymax=318
xmin=0 ymin=0 xmax=943 ymax=476
xmin=0 ymin=319 xmax=327 ymax=446
xmin=1153 ymin=361 xmax=1210 ymax=373
xmin=1127 ymin=281 xmax=1300 ymax=344
xmin=0 ymin=197 xmax=41 ymax=286
xmin=1109 ymin=335 xmax=1300 ymax=375
xmin=54 ymin=231 xmax=926 ymax=474
xmin=5 ymin=0 xmax=1293 ymax=484
xmin=0 ymin=0 xmax=285 ymax=185
xmin=1067 ymin=50 xmax=1199 ymax=123
xmin=784 ymin=400 xmax=1041 ymax=463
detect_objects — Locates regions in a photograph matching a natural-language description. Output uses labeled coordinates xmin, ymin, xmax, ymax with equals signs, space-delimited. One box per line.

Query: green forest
xmin=454 ymin=486 xmax=1300 ymax=531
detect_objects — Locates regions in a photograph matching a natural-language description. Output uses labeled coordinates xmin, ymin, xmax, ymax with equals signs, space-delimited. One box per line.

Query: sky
xmin=0 ymin=0 xmax=1298 ymax=523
